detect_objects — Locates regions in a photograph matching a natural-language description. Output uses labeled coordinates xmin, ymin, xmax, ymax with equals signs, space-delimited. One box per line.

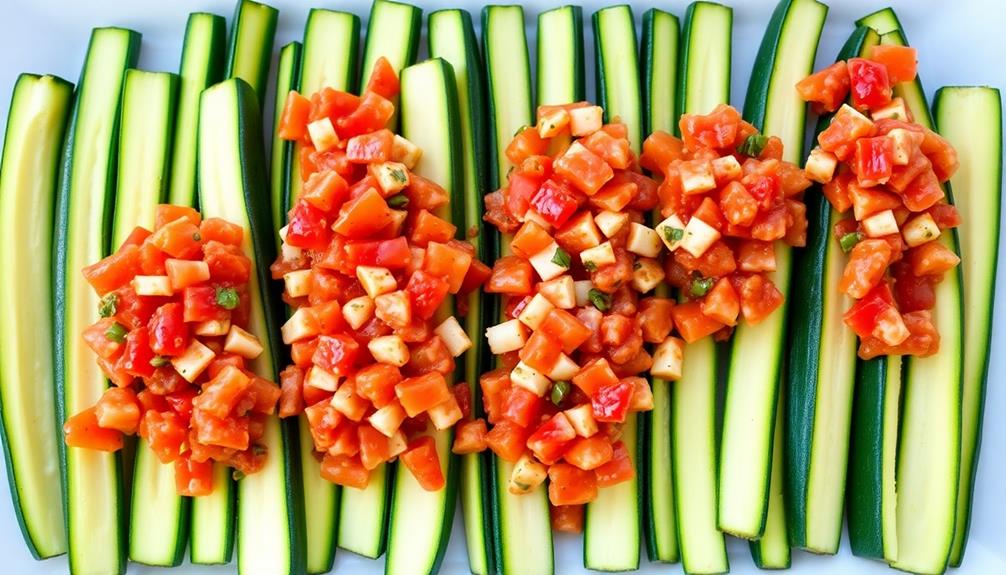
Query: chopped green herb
xmin=215 ymin=287 xmax=239 ymax=310
xmin=662 ymin=225 xmax=684 ymax=243
xmin=104 ymin=322 xmax=128 ymax=343
xmin=192 ymin=232 xmax=202 ymax=242
xmin=738 ymin=134 xmax=769 ymax=157
xmin=514 ymin=481 xmax=530 ymax=491
xmin=149 ymin=356 xmax=170 ymax=368
xmin=390 ymin=168 xmax=408 ymax=184
xmin=387 ymin=194 xmax=409 ymax=208
xmin=839 ymin=231 xmax=863 ymax=253
xmin=514 ymin=125 xmax=528 ymax=137
xmin=550 ymin=381 xmax=571 ymax=406
xmin=690 ymin=277 xmax=715 ymax=297
xmin=98 ymin=293 xmax=118 ymax=318
xmin=551 ymin=247 xmax=571 ymax=268
xmin=584 ymin=261 xmax=598 ymax=272
xmin=588 ymin=289 xmax=611 ymax=312
xmin=232 ymin=470 xmax=246 ymax=481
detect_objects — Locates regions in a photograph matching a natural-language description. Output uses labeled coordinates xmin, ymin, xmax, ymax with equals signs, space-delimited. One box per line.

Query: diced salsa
xmin=272 ymin=58 xmax=485 ymax=491
xmin=70 ymin=205 xmax=278 ymax=496
xmin=798 ymin=46 xmax=960 ymax=359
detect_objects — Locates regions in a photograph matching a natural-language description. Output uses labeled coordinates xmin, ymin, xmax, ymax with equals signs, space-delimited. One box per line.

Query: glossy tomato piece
xmin=409 ymin=209 xmax=457 ymax=247
xmin=796 ymin=61 xmax=850 ymax=114
xmin=672 ymin=300 xmax=724 ymax=343
xmin=539 ymin=308 xmax=592 ymax=355
xmin=527 ymin=412 xmax=577 ymax=465
xmin=191 ymin=408 xmax=249 ymax=451
xmin=854 ymin=136 xmax=895 ymax=187
xmin=553 ymin=143 xmax=614 ymax=196
xmin=551 ymin=504 xmax=585 ymax=533
xmin=735 ymin=274 xmax=784 ymax=324
xmin=818 ymin=105 xmax=877 ymax=161
xmin=848 ymin=57 xmax=892 ymax=111
xmin=401 ymin=436 xmax=445 ymax=491
xmin=506 ymin=127 xmax=549 ymax=166
xmin=501 ymin=386 xmax=543 ymax=428
xmin=594 ymin=440 xmax=635 ymax=487
xmin=857 ymin=309 xmax=939 ymax=359
xmin=148 ymin=302 xmax=188 ymax=357
xmin=331 ymin=188 xmax=394 ymax=239
xmin=175 ymin=456 xmax=214 ymax=496
xmin=193 ymin=365 xmax=252 ymax=418
xmin=892 ymin=261 xmax=936 ymax=312
xmin=310 ymin=87 xmax=360 ymax=124
xmin=870 ymin=45 xmax=917 ymax=84
xmin=572 ymin=358 xmax=619 ymax=397
xmin=485 ymin=420 xmax=530 ymax=463
xmin=143 ymin=365 xmax=188 ymax=395
xmin=485 ymin=256 xmax=534 ymax=295
xmin=406 ymin=336 xmax=455 ymax=377
xmin=182 ymin=286 xmax=228 ymax=323
xmin=365 ymin=56 xmax=400 ymax=99
xmin=396 ymin=372 xmax=451 ymax=417
xmin=640 ymin=131 xmax=685 ymax=175
xmin=321 ymin=453 xmax=370 ymax=489
xmin=700 ymin=277 xmax=740 ymax=326
xmin=286 ymin=201 xmax=332 ymax=251
xmin=637 ymin=298 xmax=676 ymax=344
xmin=358 ymin=423 xmax=392 ymax=471
xmin=902 ymin=169 xmax=944 ymax=212
xmin=144 ymin=410 xmax=188 ymax=463
xmin=402 ymin=270 xmax=449 ymax=321
xmin=424 ymin=241 xmax=472 ymax=294
xmin=563 ymin=435 xmax=614 ymax=471
xmin=312 ymin=334 xmax=360 ymax=377
xmin=844 ymin=282 xmax=897 ymax=340
xmin=278 ymin=90 xmax=311 ymax=141
xmin=591 ymin=381 xmax=634 ymax=424
xmin=64 ymin=407 xmax=123 ymax=451
xmin=480 ymin=368 xmax=510 ymax=425
xmin=119 ymin=328 xmax=156 ymax=378
xmin=82 ymin=318 xmax=125 ymax=360
xmin=337 ymin=92 xmax=394 ymax=139
xmin=452 ymin=419 xmax=489 ymax=455
xmin=519 ymin=331 xmax=562 ymax=373
xmin=548 ymin=463 xmax=598 ymax=506
xmin=679 ymin=103 xmax=742 ymax=151
xmin=504 ymin=172 xmax=545 ymax=220
xmin=908 ymin=240 xmax=960 ymax=277
xmin=94 ymin=387 xmax=141 ymax=434
xmin=303 ymin=170 xmax=349 ymax=214
xmin=531 ymin=179 xmax=580 ymax=227
xmin=840 ymin=239 xmax=893 ymax=298
xmin=82 ymin=245 xmax=143 ymax=296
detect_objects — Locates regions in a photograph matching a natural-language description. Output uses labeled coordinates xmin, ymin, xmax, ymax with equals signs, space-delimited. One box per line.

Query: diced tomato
xmin=485 ymin=420 xmax=530 ymax=463
xmin=332 ymin=188 xmax=394 ymax=239
xmin=591 ymin=381 xmax=633 ymax=424
xmin=640 ymin=131 xmax=685 ymax=174
xmin=407 ymin=336 xmax=455 ymax=377
xmin=920 ymin=128 xmax=959 ymax=183
xmin=737 ymin=240 xmax=776 ymax=273
xmin=574 ymin=307 xmax=604 ymax=354
xmin=848 ymin=182 xmax=902 ymax=221
xmin=344 ymin=237 xmax=411 ymax=270
xmin=119 ymin=328 xmax=156 ymax=378
xmin=892 ymin=261 xmax=936 ymax=312
xmin=94 ymin=387 xmax=141 ymax=434
xmin=400 ymin=436 xmax=445 ymax=491
xmin=119 ymin=226 xmax=152 ymax=250
xmin=480 ymin=368 xmax=511 ymax=425
xmin=452 ymin=419 xmax=488 ymax=454
xmin=580 ymin=129 xmax=632 ymax=170
xmin=927 ymin=204 xmax=961 ymax=230
xmin=531 ymin=179 xmax=580 ymax=227
xmin=888 ymin=150 xmax=931 ymax=192
xmin=550 ymin=504 xmax=585 ymax=533
xmin=64 ymin=407 xmax=123 ymax=451
xmin=175 ymin=456 xmax=213 ymax=496
xmin=796 ymin=61 xmax=850 ymax=114
xmin=150 ymin=218 xmax=203 ymax=260
xmin=843 ymin=282 xmax=896 ymax=339
xmin=321 ymin=453 xmax=370 ymax=489
xmin=822 ymin=169 xmax=854 ymax=213
xmin=82 ymin=318 xmax=125 ymax=360
xmin=908 ymin=240 xmax=960 ymax=277
xmin=547 ymin=463 xmax=597 ymax=506
xmin=527 ymin=412 xmax=577 ymax=465
xmin=396 ymin=372 xmax=451 ymax=417
xmin=155 ymin=205 xmax=201 ymax=230
xmin=858 ymin=309 xmax=939 ymax=359
xmin=674 ymin=241 xmax=736 ymax=279
xmin=147 ymin=302 xmax=188 ymax=357
xmin=719 ymin=181 xmax=759 ymax=227
xmin=504 ymin=172 xmax=545 ymax=219
xmin=848 ymin=58 xmax=893 ymax=111
xmin=594 ymin=440 xmax=635 ymax=487
xmin=191 ymin=408 xmax=249 ymax=451
xmin=501 ymin=386 xmax=543 ymax=428
xmin=818 ymin=105 xmax=877 ymax=160
xmin=398 ymin=271 xmax=448 ymax=322
xmin=409 ymin=209 xmax=457 ymax=247
xmin=144 ymin=410 xmax=188 ymax=463
xmin=902 ymin=169 xmax=944 ymax=212
xmin=338 ymin=92 xmax=395 ymax=139
xmin=679 ymin=103 xmax=742 ymax=151
xmin=870 ymin=45 xmax=917 ymax=84
xmin=193 ymin=365 xmax=251 ymax=418
xmin=312 ymin=334 xmax=360 ymax=377
xmin=511 ymin=221 xmax=554 ymax=259
xmin=553 ymin=143 xmax=614 ymax=196
xmin=563 ymin=435 xmax=614 ymax=471
xmin=302 ymin=170 xmax=350 ymax=213
xmin=784 ymin=199 xmax=809 ymax=247
xmin=572 ymin=358 xmax=619 ymax=396
xmin=506 ymin=127 xmax=549 ymax=165
xmin=286 ymin=201 xmax=332 ymax=250
xmin=700 ymin=277 xmax=740 ymax=326
xmin=278 ymin=366 xmax=305 ymax=418
xmin=840 ymin=239 xmax=893 ymax=298
xmin=278 ymin=90 xmax=312 ymax=141
xmin=182 ymin=286 xmax=228 ymax=323
xmin=366 ymin=56 xmax=400 ymax=99
xmin=853 ymin=136 xmax=895 ymax=187
xmin=82 ymin=245 xmax=143 ymax=296
xmin=311 ymin=87 xmax=361 ymax=124
xmin=485 ymin=255 xmax=534 ymax=295
xmin=735 ymin=274 xmax=784 ymax=324
xmin=424 ymin=241 xmax=472 ymax=294
xmin=519 ymin=331 xmax=563 ymax=373
xmin=357 ymin=423 xmax=392 ymax=470
xmin=203 ymin=241 xmax=251 ymax=284
xmin=636 ymin=298 xmax=675 ymax=344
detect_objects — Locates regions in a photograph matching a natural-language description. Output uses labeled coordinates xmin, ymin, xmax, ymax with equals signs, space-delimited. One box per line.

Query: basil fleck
xmin=584 ymin=261 xmax=598 ymax=272
xmin=387 ymin=194 xmax=409 ymax=208
xmin=690 ymin=277 xmax=715 ymax=297
xmin=839 ymin=231 xmax=863 ymax=253
xmin=215 ymin=287 xmax=239 ymax=310
xmin=662 ymin=225 xmax=684 ymax=243
xmin=588 ymin=288 xmax=611 ymax=312
xmin=98 ymin=293 xmax=118 ymax=318
xmin=738 ymin=134 xmax=769 ymax=157
xmin=550 ymin=381 xmax=571 ymax=407
xmin=390 ymin=168 xmax=408 ymax=184
xmin=149 ymin=356 xmax=170 ymax=368
xmin=105 ymin=322 xmax=128 ymax=343
xmin=551 ymin=247 xmax=571 ymax=268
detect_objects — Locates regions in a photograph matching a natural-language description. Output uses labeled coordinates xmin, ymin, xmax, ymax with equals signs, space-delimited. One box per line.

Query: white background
xmin=0 ymin=0 xmax=1003 ymax=573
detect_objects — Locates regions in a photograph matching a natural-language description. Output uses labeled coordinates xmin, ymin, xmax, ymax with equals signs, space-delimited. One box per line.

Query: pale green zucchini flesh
xmin=224 ymin=0 xmax=278 ymax=106
xmin=536 ymin=5 xmax=585 ymax=106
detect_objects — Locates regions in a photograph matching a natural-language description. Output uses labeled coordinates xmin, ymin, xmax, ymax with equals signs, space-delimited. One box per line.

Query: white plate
xmin=0 ymin=0 xmax=1003 ymax=573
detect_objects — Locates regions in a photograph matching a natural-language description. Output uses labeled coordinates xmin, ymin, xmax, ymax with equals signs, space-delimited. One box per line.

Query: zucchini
xmin=198 ymin=78 xmax=305 ymax=575
xmin=671 ymin=5 xmax=730 ymax=573
xmin=934 ymin=86 xmax=1003 ymax=567
xmin=536 ymin=5 xmax=585 ymax=105
xmin=168 ymin=12 xmax=227 ymax=207
xmin=270 ymin=42 xmax=301 ymax=233
xmin=54 ymin=26 xmax=140 ymax=575
xmin=751 ymin=393 xmax=789 ymax=569
xmin=482 ymin=6 xmax=552 ymax=575
xmin=584 ymin=5 xmax=643 ymax=572
xmin=718 ymin=0 xmax=826 ymax=540
xmin=358 ymin=0 xmax=422 ymax=115
xmin=641 ymin=8 xmax=680 ymax=565
xmin=385 ymin=57 xmax=463 ymax=575
xmin=190 ymin=463 xmax=235 ymax=564
xmin=224 ymin=0 xmax=278 ymax=106
xmin=786 ymin=23 xmax=868 ymax=556
xmin=0 ymin=73 xmax=73 ymax=560
xmin=114 ymin=69 xmax=188 ymax=567
xmin=428 ymin=9 xmax=494 ymax=574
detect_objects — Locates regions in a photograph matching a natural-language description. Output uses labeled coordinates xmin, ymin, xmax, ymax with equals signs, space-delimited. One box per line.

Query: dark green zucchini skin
xmin=846 ymin=352 xmax=890 ymax=559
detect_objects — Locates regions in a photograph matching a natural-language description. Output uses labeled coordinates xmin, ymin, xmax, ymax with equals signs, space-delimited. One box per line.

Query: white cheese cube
xmin=559 ymin=211 xmax=602 ymax=250
xmin=224 ymin=325 xmax=264 ymax=359
xmin=679 ymin=160 xmax=717 ymax=195
xmin=370 ymin=161 xmax=411 ymax=195
xmin=194 ymin=318 xmax=231 ymax=337
xmin=510 ymin=361 xmax=551 ymax=397
xmin=280 ymin=242 xmax=303 ymax=261
xmin=367 ymin=335 xmax=410 ymax=367
xmin=902 ymin=213 xmax=941 ymax=247
xmin=356 ymin=266 xmax=397 ymax=298
xmin=307 ymin=117 xmax=339 ymax=152
xmin=569 ymin=106 xmax=604 ymax=137
xmin=594 ymin=210 xmax=629 ymax=238
xmin=679 ymin=216 xmax=721 ymax=257
xmin=564 ymin=404 xmax=598 ymax=437
xmin=528 ymin=242 xmax=570 ymax=282
xmin=388 ymin=430 xmax=408 ymax=459
xmin=132 ymin=275 xmax=173 ymax=297
xmin=374 ymin=290 xmax=411 ymax=328
xmin=547 ymin=354 xmax=580 ymax=381
xmin=509 ymin=452 xmax=547 ymax=494
xmin=391 ymin=134 xmax=422 ymax=169
xmin=626 ymin=223 xmax=663 ymax=257
xmin=283 ymin=269 xmax=312 ymax=298
xmin=656 ymin=214 xmax=686 ymax=251
xmin=485 ymin=320 xmax=528 ymax=355
xmin=574 ymin=280 xmax=593 ymax=307
xmin=369 ymin=401 xmax=406 ymax=437
xmin=428 ymin=397 xmax=463 ymax=430
xmin=537 ymin=108 xmax=570 ymax=138
xmin=434 ymin=316 xmax=472 ymax=357
xmin=522 ymin=209 xmax=553 ymax=230
xmin=281 ymin=307 xmax=319 ymax=344
xmin=580 ymin=241 xmax=616 ymax=271
xmin=342 ymin=296 xmax=375 ymax=330
xmin=712 ymin=155 xmax=742 ymax=182
xmin=651 ymin=336 xmax=685 ymax=381
xmin=870 ymin=97 xmax=909 ymax=122
xmin=330 ymin=381 xmax=366 ymax=421
xmin=861 ymin=209 xmax=900 ymax=238
xmin=538 ymin=275 xmax=576 ymax=309
xmin=517 ymin=293 xmax=555 ymax=331
xmin=165 ymin=259 xmax=209 ymax=290
xmin=888 ymin=128 xmax=916 ymax=166
xmin=305 ymin=366 xmax=339 ymax=392
xmin=171 ymin=340 xmax=216 ymax=383
xmin=631 ymin=258 xmax=665 ymax=293
xmin=805 ymin=147 xmax=838 ymax=183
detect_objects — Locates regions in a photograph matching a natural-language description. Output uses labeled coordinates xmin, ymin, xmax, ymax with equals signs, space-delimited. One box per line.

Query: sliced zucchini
xmin=671 ymin=5 xmax=730 ymax=573
xmin=788 ymin=24 xmax=872 ymax=555
xmin=642 ymin=8 xmax=679 ymax=136
xmin=718 ymin=0 xmax=826 ymax=540
xmin=114 ymin=68 xmax=187 ymax=567
xmin=168 ymin=12 xmax=227 ymax=207
xmin=190 ymin=462 xmax=235 ymax=564
xmin=482 ymin=7 xmax=552 ymax=575
xmin=335 ymin=465 xmax=386 ymax=559
xmin=358 ymin=0 xmax=422 ymax=116
xmin=198 ymin=78 xmax=305 ymax=575
xmin=751 ymin=390 xmax=790 ymax=569
xmin=270 ymin=42 xmax=301 ymax=232
xmin=583 ymin=5 xmax=644 ymax=572
xmin=54 ymin=26 xmax=140 ymax=575
xmin=536 ymin=5 xmax=585 ymax=105
xmin=385 ymin=58 xmax=463 ymax=575
xmin=224 ymin=0 xmax=278 ymax=106
xmin=935 ymin=86 xmax=1003 ymax=567
xmin=0 ymin=73 xmax=73 ymax=560
xmin=428 ymin=9 xmax=494 ymax=574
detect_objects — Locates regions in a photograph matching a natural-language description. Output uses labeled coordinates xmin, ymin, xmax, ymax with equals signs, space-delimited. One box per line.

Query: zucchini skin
xmin=224 ymin=0 xmax=278 ymax=106
xmin=270 ymin=41 xmax=302 ymax=233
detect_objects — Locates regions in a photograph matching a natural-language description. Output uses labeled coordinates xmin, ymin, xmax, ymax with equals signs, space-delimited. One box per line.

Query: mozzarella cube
xmin=523 ymin=209 xmax=553 ymax=230
xmin=391 ymin=134 xmax=422 ymax=169
xmin=870 ymin=97 xmax=909 ymax=122
xmin=388 ymin=430 xmax=408 ymax=459
xmin=679 ymin=216 xmax=721 ymax=257
xmin=369 ymin=401 xmax=406 ymax=437
xmin=486 ymin=319 xmax=528 ymax=354
xmin=651 ymin=337 xmax=685 ymax=381
xmin=574 ymin=280 xmax=593 ymax=307
xmin=280 ymin=242 xmax=303 ymax=261
xmin=538 ymin=275 xmax=576 ymax=309
xmin=631 ymin=258 xmax=665 ymax=293
xmin=307 ymin=117 xmax=339 ymax=152
xmin=385 ymin=209 xmax=408 ymax=237
xmin=374 ymin=290 xmax=411 ymax=328
xmin=656 ymin=214 xmax=687 ymax=251
xmin=517 ymin=293 xmax=555 ymax=331
xmin=872 ymin=307 xmax=910 ymax=346
xmin=679 ymin=160 xmax=717 ymax=195
xmin=165 ymin=259 xmax=209 ymax=290
xmin=712 ymin=155 xmax=742 ymax=182
xmin=902 ymin=213 xmax=941 ymax=247
xmin=569 ymin=106 xmax=604 ymax=137
xmin=283 ymin=269 xmax=312 ymax=298
xmin=580 ymin=241 xmax=616 ymax=271
xmin=559 ymin=211 xmax=602 ymax=250
xmin=564 ymin=404 xmax=598 ymax=437
xmin=627 ymin=223 xmax=663 ymax=257
xmin=547 ymin=354 xmax=580 ymax=381
xmin=194 ymin=318 xmax=231 ymax=337
xmin=281 ymin=307 xmax=319 ymax=344
xmin=370 ymin=161 xmax=411 ymax=195
xmin=510 ymin=361 xmax=550 ymax=397
xmin=537 ymin=108 xmax=570 ymax=138
xmin=528 ymin=242 xmax=570 ymax=282
xmin=330 ymin=381 xmax=368 ymax=421
xmin=342 ymin=296 xmax=375 ymax=330
xmin=861 ymin=209 xmax=900 ymax=238
xmin=357 ymin=266 xmax=397 ymax=298
xmin=132 ymin=275 xmax=173 ymax=297
xmin=805 ymin=147 xmax=838 ymax=183
xmin=224 ymin=325 xmax=264 ymax=359
xmin=888 ymin=128 xmax=917 ymax=166
xmin=509 ymin=452 xmax=548 ymax=494
xmin=428 ymin=397 xmax=463 ymax=430
xmin=434 ymin=316 xmax=472 ymax=357
xmin=594 ymin=210 xmax=629 ymax=238
xmin=367 ymin=335 xmax=410 ymax=367
xmin=171 ymin=340 xmax=216 ymax=383
xmin=305 ymin=366 xmax=339 ymax=392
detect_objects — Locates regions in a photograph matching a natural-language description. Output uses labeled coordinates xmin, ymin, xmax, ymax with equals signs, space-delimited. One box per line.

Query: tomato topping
xmin=531 ymin=179 xmax=580 ymax=227
xmin=321 ymin=453 xmax=370 ymax=489
xmin=527 ymin=412 xmax=577 ymax=465
xmin=848 ymin=57 xmax=893 ymax=111
xmin=175 ymin=456 xmax=214 ymax=497
xmin=840 ymin=239 xmax=893 ymax=299
xmin=796 ymin=61 xmax=850 ymax=114
xmin=64 ymin=407 xmax=123 ymax=452
xmin=547 ymin=463 xmax=598 ymax=506
xmin=594 ymin=440 xmax=635 ymax=487
xmin=679 ymin=103 xmax=742 ymax=151
xmin=278 ymin=90 xmax=311 ymax=141
xmin=400 ymin=436 xmax=445 ymax=491
xmin=853 ymin=136 xmax=895 ymax=187
xmin=870 ymin=45 xmax=918 ymax=84
xmin=365 ymin=57 xmax=401 ymax=100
